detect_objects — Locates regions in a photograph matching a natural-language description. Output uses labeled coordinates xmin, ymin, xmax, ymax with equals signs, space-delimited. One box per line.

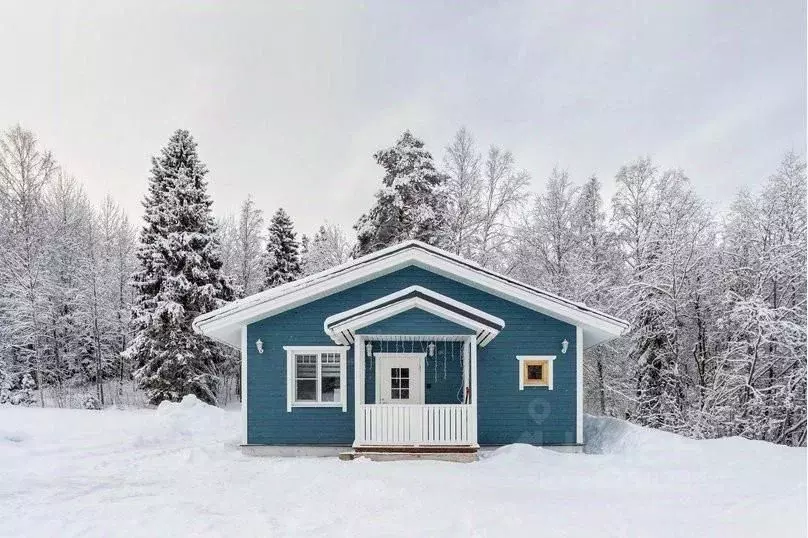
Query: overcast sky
xmin=1 ymin=1 xmax=805 ymax=236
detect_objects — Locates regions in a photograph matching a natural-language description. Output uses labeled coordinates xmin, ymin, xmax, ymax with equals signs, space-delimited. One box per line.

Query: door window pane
xmin=390 ymin=364 xmax=411 ymax=400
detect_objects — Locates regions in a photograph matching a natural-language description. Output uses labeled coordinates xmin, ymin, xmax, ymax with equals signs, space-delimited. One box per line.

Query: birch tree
xmin=0 ymin=126 xmax=57 ymax=406
xmin=301 ymin=223 xmax=352 ymax=276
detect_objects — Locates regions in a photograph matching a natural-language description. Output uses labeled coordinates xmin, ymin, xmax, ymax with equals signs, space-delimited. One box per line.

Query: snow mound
xmin=583 ymin=414 xmax=698 ymax=457
xmin=149 ymin=394 xmax=231 ymax=443
xmin=481 ymin=443 xmax=568 ymax=465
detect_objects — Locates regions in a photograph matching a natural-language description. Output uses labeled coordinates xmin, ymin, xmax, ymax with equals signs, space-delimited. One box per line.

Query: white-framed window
xmin=516 ymin=355 xmax=556 ymax=390
xmin=283 ymin=346 xmax=349 ymax=412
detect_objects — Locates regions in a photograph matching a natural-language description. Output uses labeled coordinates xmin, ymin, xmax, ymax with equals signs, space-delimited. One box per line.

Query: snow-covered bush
xmin=0 ymin=373 xmax=36 ymax=406
xmin=82 ymin=394 xmax=102 ymax=410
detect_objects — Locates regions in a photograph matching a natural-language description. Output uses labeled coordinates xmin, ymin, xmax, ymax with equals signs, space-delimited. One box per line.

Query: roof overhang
xmin=193 ymin=240 xmax=628 ymax=350
xmin=323 ymin=286 xmax=505 ymax=347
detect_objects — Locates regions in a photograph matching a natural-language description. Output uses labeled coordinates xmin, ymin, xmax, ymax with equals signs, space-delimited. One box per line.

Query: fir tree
xmin=354 ymin=131 xmax=448 ymax=256
xmin=123 ymin=129 xmax=235 ymax=405
xmin=262 ymin=208 xmax=301 ymax=288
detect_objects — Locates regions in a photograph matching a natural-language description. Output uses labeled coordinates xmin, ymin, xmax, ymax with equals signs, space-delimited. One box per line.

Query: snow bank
xmin=1 ymin=404 xmax=805 ymax=537
xmin=154 ymin=394 xmax=232 ymax=441
xmin=1 ymin=395 xmax=239 ymax=455
xmin=583 ymin=413 xmax=699 ymax=456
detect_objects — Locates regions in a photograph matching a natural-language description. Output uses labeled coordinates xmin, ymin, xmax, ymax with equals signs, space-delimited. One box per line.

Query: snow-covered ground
xmin=1 ymin=398 xmax=805 ymax=538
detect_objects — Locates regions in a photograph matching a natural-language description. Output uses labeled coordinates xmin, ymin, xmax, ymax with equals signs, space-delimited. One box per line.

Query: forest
xmin=0 ymin=124 xmax=804 ymax=446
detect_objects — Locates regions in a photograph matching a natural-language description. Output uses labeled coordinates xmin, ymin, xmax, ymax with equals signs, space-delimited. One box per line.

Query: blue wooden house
xmin=193 ymin=241 xmax=627 ymax=457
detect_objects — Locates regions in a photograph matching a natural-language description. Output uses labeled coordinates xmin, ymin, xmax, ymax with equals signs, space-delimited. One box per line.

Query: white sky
xmin=1 ymin=1 xmax=805 ymax=237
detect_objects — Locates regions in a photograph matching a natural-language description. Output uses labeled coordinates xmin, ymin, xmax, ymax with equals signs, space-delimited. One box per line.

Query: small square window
xmin=518 ymin=356 xmax=555 ymax=390
xmin=527 ymin=364 xmax=543 ymax=381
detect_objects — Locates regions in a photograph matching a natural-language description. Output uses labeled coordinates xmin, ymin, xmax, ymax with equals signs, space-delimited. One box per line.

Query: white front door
xmin=376 ymin=353 xmax=424 ymax=404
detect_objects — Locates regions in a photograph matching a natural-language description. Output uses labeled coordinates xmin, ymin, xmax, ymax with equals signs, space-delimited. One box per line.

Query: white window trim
xmin=516 ymin=355 xmax=556 ymax=391
xmin=284 ymin=346 xmax=349 ymax=412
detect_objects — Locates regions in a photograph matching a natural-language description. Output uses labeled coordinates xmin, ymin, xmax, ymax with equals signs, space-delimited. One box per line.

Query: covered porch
xmin=323 ymin=285 xmax=505 ymax=450
xmin=353 ymin=334 xmax=479 ymax=448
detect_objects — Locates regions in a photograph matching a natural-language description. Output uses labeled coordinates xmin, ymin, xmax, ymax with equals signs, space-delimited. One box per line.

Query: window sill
xmin=291 ymin=402 xmax=344 ymax=408
xmin=521 ymin=384 xmax=553 ymax=390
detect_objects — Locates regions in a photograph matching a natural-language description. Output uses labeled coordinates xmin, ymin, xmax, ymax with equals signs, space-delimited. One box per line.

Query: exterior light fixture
xmin=428 ymin=342 xmax=436 ymax=357
xmin=561 ymin=339 xmax=569 ymax=354
xmin=255 ymin=339 xmax=264 ymax=354
xmin=365 ymin=341 xmax=373 ymax=357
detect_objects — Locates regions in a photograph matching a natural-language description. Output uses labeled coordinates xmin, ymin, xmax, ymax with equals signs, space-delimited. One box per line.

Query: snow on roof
xmin=193 ymin=240 xmax=628 ymax=349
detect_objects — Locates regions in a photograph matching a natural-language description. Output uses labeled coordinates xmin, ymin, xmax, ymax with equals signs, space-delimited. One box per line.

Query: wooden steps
xmin=341 ymin=445 xmax=478 ymax=462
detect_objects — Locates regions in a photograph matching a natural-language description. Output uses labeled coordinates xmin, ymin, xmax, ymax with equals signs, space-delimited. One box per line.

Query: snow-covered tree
xmin=514 ymin=167 xmax=579 ymax=295
xmin=44 ymin=172 xmax=93 ymax=404
xmin=573 ymin=175 xmax=624 ymax=414
xmin=612 ymin=162 xmax=714 ymax=432
xmin=216 ymin=213 xmax=238 ymax=290
xmin=217 ymin=196 xmax=265 ymax=298
xmin=301 ymin=223 xmax=352 ymax=276
xmin=700 ymin=152 xmax=807 ymax=444
xmin=262 ymin=208 xmax=301 ymax=288
xmin=476 ymin=147 xmax=530 ymax=270
xmin=233 ymin=196 xmax=265 ymax=296
xmin=442 ymin=129 xmax=529 ymax=268
xmin=442 ymin=128 xmax=482 ymax=258
xmin=0 ymin=125 xmax=58 ymax=406
xmin=355 ymin=131 xmax=448 ymax=256
xmin=124 ymin=129 xmax=235 ymax=405
xmin=95 ymin=196 xmax=136 ymax=400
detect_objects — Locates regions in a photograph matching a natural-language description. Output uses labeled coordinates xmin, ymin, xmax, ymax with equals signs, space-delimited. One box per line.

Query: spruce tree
xmin=263 ymin=208 xmax=302 ymax=288
xmin=123 ymin=129 xmax=235 ymax=405
xmin=354 ymin=131 xmax=448 ymax=256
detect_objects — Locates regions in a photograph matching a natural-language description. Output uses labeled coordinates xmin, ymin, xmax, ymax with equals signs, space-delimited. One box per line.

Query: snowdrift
xmin=583 ymin=413 xmax=699 ymax=456
xmin=1 ymin=400 xmax=805 ymax=537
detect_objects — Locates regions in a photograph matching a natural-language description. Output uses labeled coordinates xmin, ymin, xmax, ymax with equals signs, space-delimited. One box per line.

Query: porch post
xmin=353 ymin=335 xmax=365 ymax=446
xmin=469 ymin=335 xmax=478 ymax=445
xmin=462 ymin=338 xmax=470 ymax=401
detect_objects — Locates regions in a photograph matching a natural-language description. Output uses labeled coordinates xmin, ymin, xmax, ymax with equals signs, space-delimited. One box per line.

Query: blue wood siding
xmin=246 ymin=265 xmax=577 ymax=446
xmin=359 ymin=308 xmax=474 ymax=335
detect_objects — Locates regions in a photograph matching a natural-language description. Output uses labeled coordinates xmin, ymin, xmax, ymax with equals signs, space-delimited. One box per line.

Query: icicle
xmin=444 ymin=340 xmax=451 ymax=380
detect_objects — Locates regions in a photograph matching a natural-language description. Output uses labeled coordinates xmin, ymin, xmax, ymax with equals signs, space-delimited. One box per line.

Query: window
xmin=295 ymin=354 xmax=318 ymax=401
xmin=516 ymin=356 xmax=556 ymax=390
xmin=390 ymin=367 xmax=410 ymax=400
xmin=284 ymin=346 xmax=348 ymax=411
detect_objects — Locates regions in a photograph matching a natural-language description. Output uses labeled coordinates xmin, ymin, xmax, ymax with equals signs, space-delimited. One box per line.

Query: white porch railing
xmin=357 ymin=404 xmax=476 ymax=446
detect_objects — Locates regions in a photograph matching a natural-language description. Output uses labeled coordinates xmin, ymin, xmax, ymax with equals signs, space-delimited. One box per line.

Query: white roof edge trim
xmin=324 ymin=296 xmax=503 ymax=347
xmin=193 ymin=240 xmax=430 ymax=328
xmin=193 ymin=240 xmax=629 ymax=348
xmin=323 ymin=285 xmax=505 ymax=331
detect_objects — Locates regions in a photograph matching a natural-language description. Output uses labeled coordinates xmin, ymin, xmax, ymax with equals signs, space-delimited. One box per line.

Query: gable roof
xmin=323 ymin=285 xmax=506 ymax=347
xmin=193 ymin=240 xmax=628 ymax=349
